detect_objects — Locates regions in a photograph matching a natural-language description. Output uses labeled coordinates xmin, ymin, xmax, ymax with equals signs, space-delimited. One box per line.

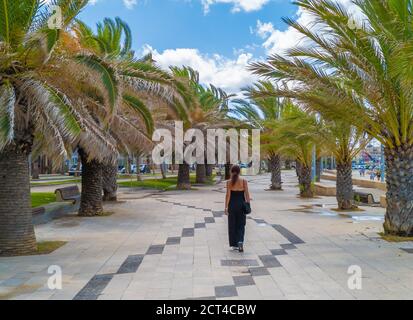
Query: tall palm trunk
xmin=0 ymin=144 xmax=37 ymax=256
xmin=78 ymin=148 xmax=103 ymax=216
xmin=316 ymin=157 xmax=322 ymax=182
xmin=102 ymin=164 xmax=118 ymax=202
xmin=136 ymin=155 xmax=142 ymax=181
xmin=206 ymin=164 xmax=214 ymax=177
xmin=298 ymin=162 xmax=313 ymax=198
xmin=383 ymin=146 xmax=413 ymax=236
xmin=336 ymin=161 xmax=354 ymax=210
xmin=225 ymin=163 xmax=232 ymax=180
xmin=177 ymin=163 xmax=191 ymax=190
xmin=269 ymin=154 xmax=282 ymax=190
xmin=285 ymin=159 xmax=292 ymax=170
xmin=196 ymin=163 xmax=207 ymax=184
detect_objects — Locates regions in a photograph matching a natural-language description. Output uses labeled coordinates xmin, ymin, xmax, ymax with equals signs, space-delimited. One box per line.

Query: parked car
xmin=118 ymin=166 xmax=126 ymax=174
xmin=68 ymin=165 xmax=82 ymax=176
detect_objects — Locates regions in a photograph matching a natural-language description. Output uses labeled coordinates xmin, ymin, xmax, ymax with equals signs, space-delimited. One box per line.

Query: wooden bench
xmin=354 ymin=191 xmax=375 ymax=205
xmin=55 ymin=186 xmax=80 ymax=204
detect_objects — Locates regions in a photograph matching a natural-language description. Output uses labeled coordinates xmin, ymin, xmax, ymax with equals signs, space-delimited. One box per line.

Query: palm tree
xmin=71 ymin=18 xmax=173 ymax=212
xmin=268 ymin=103 xmax=321 ymax=198
xmin=0 ymin=0 xmax=93 ymax=256
xmin=233 ymin=81 xmax=285 ymax=190
xmin=170 ymin=67 xmax=233 ymax=188
xmin=250 ymin=0 xmax=413 ymax=235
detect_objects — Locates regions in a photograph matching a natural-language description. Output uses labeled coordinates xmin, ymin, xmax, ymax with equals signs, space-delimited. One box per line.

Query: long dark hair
xmin=230 ymin=165 xmax=241 ymax=186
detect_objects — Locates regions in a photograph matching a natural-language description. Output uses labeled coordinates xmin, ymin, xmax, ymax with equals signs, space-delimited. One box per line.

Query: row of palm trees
xmin=241 ymin=0 xmax=412 ymax=237
xmin=0 ymin=0 xmax=233 ymax=256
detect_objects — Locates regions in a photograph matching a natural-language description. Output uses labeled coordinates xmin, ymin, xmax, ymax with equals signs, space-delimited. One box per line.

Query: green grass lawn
xmin=118 ymin=174 xmax=216 ymax=190
xmin=30 ymin=178 xmax=81 ymax=187
xmin=31 ymin=192 xmax=57 ymax=208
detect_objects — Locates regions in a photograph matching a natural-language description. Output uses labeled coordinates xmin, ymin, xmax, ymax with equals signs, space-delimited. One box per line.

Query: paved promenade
xmin=1 ymin=171 xmax=412 ymax=300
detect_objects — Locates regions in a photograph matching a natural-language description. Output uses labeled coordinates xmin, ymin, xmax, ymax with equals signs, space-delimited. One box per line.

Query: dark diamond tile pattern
xmin=73 ymin=274 xmax=113 ymax=300
xmin=117 ymin=255 xmax=144 ymax=274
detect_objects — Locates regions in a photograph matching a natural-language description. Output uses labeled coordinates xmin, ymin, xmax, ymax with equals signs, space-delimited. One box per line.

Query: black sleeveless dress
xmin=228 ymin=190 xmax=246 ymax=247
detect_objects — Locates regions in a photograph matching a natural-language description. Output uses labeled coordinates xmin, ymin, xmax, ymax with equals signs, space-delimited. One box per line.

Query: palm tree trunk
xmin=269 ymin=154 xmax=282 ymax=190
xmin=177 ymin=163 xmax=191 ymax=190
xmin=206 ymin=164 xmax=214 ymax=177
xmin=31 ymin=156 xmax=40 ymax=180
xmin=295 ymin=160 xmax=301 ymax=177
xmin=285 ymin=159 xmax=292 ymax=170
xmin=298 ymin=162 xmax=313 ymax=198
xmin=196 ymin=164 xmax=207 ymax=184
xmin=316 ymin=157 xmax=321 ymax=182
xmin=102 ymin=164 xmax=118 ymax=202
xmin=0 ymin=144 xmax=37 ymax=256
xmin=383 ymin=146 xmax=413 ymax=236
xmin=225 ymin=163 xmax=232 ymax=180
xmin=336 ymin=161 xmax=354 ymax=210
xmin=136 ymin=155 xmax=142 ymax=181
xmin=78 ymin=148 xmax=103 ymax=216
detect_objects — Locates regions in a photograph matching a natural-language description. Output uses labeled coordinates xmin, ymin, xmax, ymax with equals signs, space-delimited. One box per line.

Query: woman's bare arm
xmin=244 ymin=179 xmax=251 ymax=203
xmin=225 ymin=181 xmax=231 ymax=215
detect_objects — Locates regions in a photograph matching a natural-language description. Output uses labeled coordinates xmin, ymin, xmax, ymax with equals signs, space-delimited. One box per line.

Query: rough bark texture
xmin=336 ymin=161 xmax=354 ymax=210
xmin=177 ymin=163 xmax=191 ymax=190
xmin=206 ymin=164 xmax=214 ymax=177
xmin=269 ymin=154 xmax=282 ymax=190
xmin=196 ymin=164 xmax=207 ymax=184
xmin=0 ymin=144 xmax=37 ymax=256
xmin=298 ymin=163 xmax=313 ymax=198
xmin=383 ymin=145 xmax=413 ymax=236
xmin=78 ymin=148 xmax=104 ymax=216
xmin=102 ymin=164 xmax=118 ymax=202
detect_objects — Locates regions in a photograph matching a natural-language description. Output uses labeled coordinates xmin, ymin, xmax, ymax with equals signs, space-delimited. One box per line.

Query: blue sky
xmin=80 ymin=0 xmax=296 ymax=57
xmin=78 ymin=0 xmax=354 ymax=93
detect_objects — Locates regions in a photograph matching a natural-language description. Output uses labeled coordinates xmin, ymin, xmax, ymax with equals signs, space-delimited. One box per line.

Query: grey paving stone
xmin=182 ymin=228 xmax=195 ymax=237
xmin=270 ymin=249 xmax=288 ymax=256
xmin=117 ymin=255 xmax=144 ymax=274
xmin=259 ymin=255 xmax=282 ymax=268
xmin=166 ymin=237 xmax=181 ymax=245
xmin=146 ymin=245 xmax=165 ymax=255
xmin=248 ymin=267 xmax=270 ymax=277
xmin=272 ymin=224 xmax=305 ymax=244
xmin=203 ymin=209 xmax=212 ymax=212
xmin=212 ymin=211 xmax=224 ymax=218
xmin=204 ymin=217 xmax=215 ymax=224
xmin=195 ymin=223 xmax=206 ymax=229
xmin=73 ymin=274 xmax=113 ymax=300
xmin=280 ymin=243 xmax=297 ymax=250
xmin=401 ymin=248 xmax=413 ymax=254
xmin=215 ymin=285 xmax=238 ymax=298
xmin=221 ymin=259 xmax=260 ymax=267
xmin=233 ymin=275 xmax=255 ymax=287
xmin=253 ymin=219 xmax=267 ymax=224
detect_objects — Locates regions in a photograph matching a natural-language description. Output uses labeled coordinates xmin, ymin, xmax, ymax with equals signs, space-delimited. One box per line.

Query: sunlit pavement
xmin=1 ymin=171 xmax=412 ymax=300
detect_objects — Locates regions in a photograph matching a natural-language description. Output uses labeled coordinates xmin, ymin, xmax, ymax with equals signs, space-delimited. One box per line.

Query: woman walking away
xmin=225 ymin=165 xmax=251 ymax=253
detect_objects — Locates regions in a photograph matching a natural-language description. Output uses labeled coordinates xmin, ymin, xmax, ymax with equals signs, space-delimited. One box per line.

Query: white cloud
xmin=87 ymin=0 xmax=137 ymax=9
xmin=254 ymin=0 xmax=362 ymax=55
xmin=201 ymin=0 xmax=270 ymax=13
xmin=142 ymin=45 xmax=258 ymax=94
